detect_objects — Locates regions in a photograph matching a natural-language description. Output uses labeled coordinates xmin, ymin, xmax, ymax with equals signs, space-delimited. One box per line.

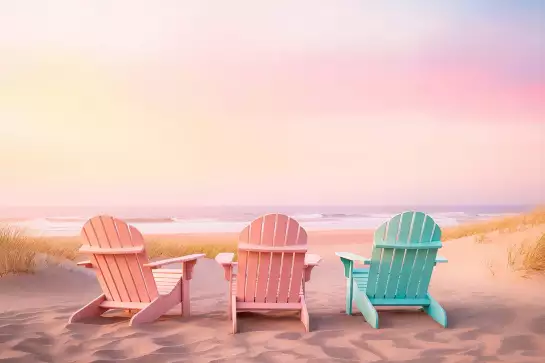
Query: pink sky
xmin=0 ymin=1 xmax=544 ymax=206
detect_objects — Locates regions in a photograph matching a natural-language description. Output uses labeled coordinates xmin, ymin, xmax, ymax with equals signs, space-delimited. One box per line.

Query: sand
xmin=1 ymin=229 xmax=544 ymax=363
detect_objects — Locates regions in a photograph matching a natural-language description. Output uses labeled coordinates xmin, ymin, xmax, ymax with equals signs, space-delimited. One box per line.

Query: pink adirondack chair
xmin=69 ymin=215 xmax=205 ymax=326
xmin=215 ymin=214 xmax=321 ymax=333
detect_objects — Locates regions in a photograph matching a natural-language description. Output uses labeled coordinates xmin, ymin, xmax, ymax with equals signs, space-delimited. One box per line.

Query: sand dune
xmin=1 ymin=230 xmax=544 ymax=362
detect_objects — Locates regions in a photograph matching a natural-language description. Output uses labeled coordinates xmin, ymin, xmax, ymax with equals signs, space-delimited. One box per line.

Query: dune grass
xmin=442 ymin=206 xmax=545 ymax=241
xmin=441 ymin=207 xmax=545 ymax=273
xmin=0 ymin=226 xmax=237 ymax=276
xmin=507 ymin=232 xmax=545 ymax=273
xmin=3 ymin=207 xmax=545 ymax=276
xmin=0 ymin=226 xmax=36 ymax=276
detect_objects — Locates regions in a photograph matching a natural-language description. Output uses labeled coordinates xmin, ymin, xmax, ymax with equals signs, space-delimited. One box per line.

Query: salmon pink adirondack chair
xmin=215 ymin=214 xmax=322 ymax=334
xmin=69 ymin=215 xmax=205 ymax=326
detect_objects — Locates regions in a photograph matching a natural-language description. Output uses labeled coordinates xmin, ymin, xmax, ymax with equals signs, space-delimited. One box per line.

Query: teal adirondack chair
xmin=336 ymin=211 xmax=448 ymax=328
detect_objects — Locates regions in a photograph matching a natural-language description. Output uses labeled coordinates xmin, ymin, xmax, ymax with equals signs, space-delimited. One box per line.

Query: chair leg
xmin=130 ymin=297 xmax=170 ymax=326
xmin=130 ymin=282 xmax=182 ymax=326
xmin=354 ymin=290 xmax=379 ymax=329
xmin=228 ymin=279 xmax=233 ymax=320
xmin=231 ymin=295 xmax=238 ymax=334
xmin=181 ymin=279 xmax=190 ymax=318
xmin=345 ymin=277 xmax=354 ymax=315
xmin=423 ymin=294 xmax=447 ymax=328
xmin=69 ymin=294 xmax=107 ymax=324
xmin=300 ymin=295 xmax=310 ymax=332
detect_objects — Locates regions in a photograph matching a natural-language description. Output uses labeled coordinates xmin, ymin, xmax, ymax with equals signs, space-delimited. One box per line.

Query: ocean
xmin=0 ymin=205 xmax=534 ymax=237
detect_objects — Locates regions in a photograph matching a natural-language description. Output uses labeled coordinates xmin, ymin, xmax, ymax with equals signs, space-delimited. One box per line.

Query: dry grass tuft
xmin=474 ymin=233 xmax=489 ymax=244
xmin=0 ymin=226 xmax=36 ymax=276
xmin=442 ymin=206 xmax=545 ymax=241
xmin=0 ymin=225 xmax=238 ymax=276
xmin=145 ymin=238 xmax=238 ymax=260
xmin=0 ymin=226 xmax=83 ymax=276
xmin=508 ymin=233 xmax=545 ymax=273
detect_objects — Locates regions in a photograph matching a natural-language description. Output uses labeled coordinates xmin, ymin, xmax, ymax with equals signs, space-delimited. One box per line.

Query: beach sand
xmin=1 ymin=229 xmax=544 ymax=363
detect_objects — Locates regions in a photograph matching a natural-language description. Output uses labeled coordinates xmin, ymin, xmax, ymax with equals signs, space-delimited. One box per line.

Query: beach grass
xmin=441 ymin=206 xmax=545 ymax=273
xmin=442 ymin=206 xmax=545 ymax=241
xmin=0 ymin=226 xmax=36 ymax=276
xmin=0 ymin=227 xmax=237 ymax=276
xmin=507 ymin=232 xmax=545 ymax=273
xmin=3 ymin=207 xmax=545 ymax=276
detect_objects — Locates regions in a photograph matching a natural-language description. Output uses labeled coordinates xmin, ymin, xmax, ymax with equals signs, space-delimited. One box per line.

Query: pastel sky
xmin=0 ymin=1 xmax=544 ymax=207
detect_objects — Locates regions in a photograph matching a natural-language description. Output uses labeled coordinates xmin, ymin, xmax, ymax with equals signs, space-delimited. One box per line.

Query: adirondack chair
xmin=336 ymin=211 xmax=448 ymax=328
xmin=215 ymin=214 xmax=321 ymax=333
xmin=69 ymin=215 xmax=205 ymax=326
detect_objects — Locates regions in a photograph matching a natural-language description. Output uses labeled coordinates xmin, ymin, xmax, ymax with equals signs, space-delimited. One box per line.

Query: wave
xmin=6 ymin=209 xmax=520 ymax=237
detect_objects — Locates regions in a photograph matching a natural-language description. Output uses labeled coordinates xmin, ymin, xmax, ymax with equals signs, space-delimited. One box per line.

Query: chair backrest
xmin=236 ymin=214 xmax=307 ymax=304
xmin=80 ymin=215 xmax=158 ymax=303
xmin=365 ymin=211 xmax=442 ymax=300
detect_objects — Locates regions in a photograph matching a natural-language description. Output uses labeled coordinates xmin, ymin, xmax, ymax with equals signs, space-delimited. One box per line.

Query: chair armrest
xmin=215 ymin=253 xmax=235 ymax=265
xmin=335 ymin=252 xmax=370 ymax=265
xmin=143 ymin=253 xmax=205 ymax=268
xmin=336 ymin=252 xmax=371 ymax=279
xmin=215 ymin=253 xmax=236 ymax=281
xmin=77 ymin=260 xmax=93 ymax=268
xmin=304 ymin=253 xmax=322 ymax=266
xmin=144 ymin=254 xmax=204 ymax=280
xmin=303 ymin=254 xmax=322 ymax=282
xmin=435 ymin=256 xmax=448 ymax=264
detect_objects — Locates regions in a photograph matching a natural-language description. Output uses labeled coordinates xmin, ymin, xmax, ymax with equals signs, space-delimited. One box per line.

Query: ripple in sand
xmin=497 ymin=334 xmax=539 ymax=356
xmin=0 ymin=333 xmax=13 ymax=343
xmin=348 ymin=339 xmax=388 ymax=360
xmin=321 ymin=346 xmax=358 ymax=360
xmin=93 ymin=349 xmax=129 ymax=360
xmin=274 ymin=332 xmax=302 ymax=340
xmin=529 ymin=315 xmax=545 ymax=335
xmin=153 ymin=345 xmax=189 ymax=354
xmin=151 ymin=331 xmax=195 ymax=347
xmin=0 ymin=323 xmax=25 ymax=334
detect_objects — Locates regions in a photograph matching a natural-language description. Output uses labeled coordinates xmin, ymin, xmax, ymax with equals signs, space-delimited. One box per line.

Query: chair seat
xmin=353 ymin=268 xmax=369 ymax=291
xmin=152 ymin=268 xmax=183 ymax=296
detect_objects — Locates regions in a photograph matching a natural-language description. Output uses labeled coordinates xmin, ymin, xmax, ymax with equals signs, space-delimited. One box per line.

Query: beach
xmin=1 ymin=227 xmax=544 ymax=363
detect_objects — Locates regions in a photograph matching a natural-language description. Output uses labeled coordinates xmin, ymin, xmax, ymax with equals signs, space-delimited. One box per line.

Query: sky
xmin=0 ymin=1 xmax=544 ymax=207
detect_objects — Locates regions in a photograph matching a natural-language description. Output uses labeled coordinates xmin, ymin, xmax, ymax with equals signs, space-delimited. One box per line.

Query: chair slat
xmin=272 ymin=214 xmax=289 ymax=246
xmin=396 ymin=212 xmax=414 ymax=243
xmin=255 ymin=252 xmax=271 ymax=303
xmin=91 ymin=217 xmax=131 ymax=302
xmin=405 ymin=248 xmax=429 ymax=297
xmin=363 ymin=247 xmax=382 ymax=296
xmin=385 ymin=213 xmax=402 ymax=243
xmin=82 ymin=221 xmax=120 ymax=301
xmin=416 ymin=249 xmax=438 ymax=298
xmin=101 ymin=216 xmax=141 ymax=303
xmin=373 ymin=248 xmax=394 ymax=298
xmin=116 ymin=220 xmax=152 ymax=302
xmin=384 ymin=248 xmax=406 ymax=299
xmin=288 ymin=253 xmax=305 ymax=303
xmin=277 ymin=252 xmax=294 ymax=303
xmin=79 ymin=246 xmax=145 ymax=254
xmin=395 ymin=249 xmax=417 ymax=299
xmin=420 ymin=215 xmax=436 ymax=242
xmin=409 ymin=212 xmax=426 ymax=243
xmin=266 ymin=252 xmax=282 ymax=303
xmin=244 ymin=251 xmax=259 ymax=302
xmin=129 ymin=225 xmax=158 ymax=300
xmin=256 ymin=214 xmax=276 ymax=303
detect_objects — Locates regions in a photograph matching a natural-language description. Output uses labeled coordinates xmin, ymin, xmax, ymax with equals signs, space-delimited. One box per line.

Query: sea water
xmin=0 ymin=205 xmax=532 ymax=237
